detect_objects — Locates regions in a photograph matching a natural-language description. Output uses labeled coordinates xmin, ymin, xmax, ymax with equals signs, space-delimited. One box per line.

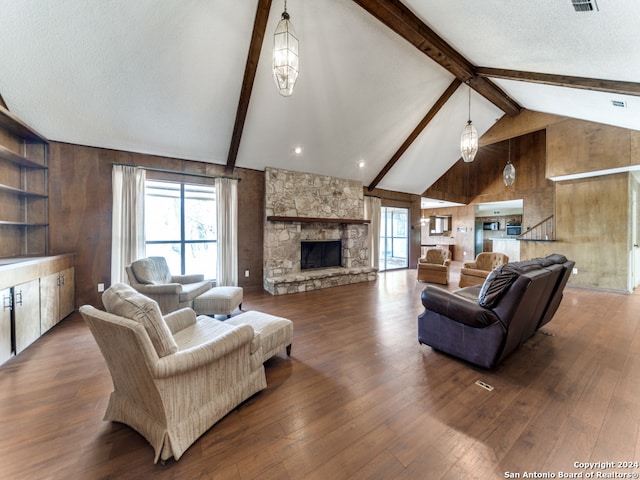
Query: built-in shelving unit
xmin=0 ymin=105 xmax=49 ymax=258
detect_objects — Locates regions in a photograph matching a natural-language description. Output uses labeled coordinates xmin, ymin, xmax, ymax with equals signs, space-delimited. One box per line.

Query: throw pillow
xmin=477 ymin=265 xmax=520 ymax=308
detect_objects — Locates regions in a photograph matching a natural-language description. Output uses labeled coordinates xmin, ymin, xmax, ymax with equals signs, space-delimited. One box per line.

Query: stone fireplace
xmin=263 ymin=168 xmax=377 ymax=295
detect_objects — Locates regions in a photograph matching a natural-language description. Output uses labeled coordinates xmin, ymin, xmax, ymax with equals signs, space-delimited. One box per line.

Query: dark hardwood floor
xmin=1 ymin=264 xmax=639 ymax=479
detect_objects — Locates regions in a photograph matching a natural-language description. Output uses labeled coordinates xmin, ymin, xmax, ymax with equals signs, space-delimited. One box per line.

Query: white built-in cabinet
xmin=0 ymin=288 xmax=11 ymax=364
xmin=14 ymin=278 xmax=41 ymax=354
xmin=0 ymin=254 xmax=75 ymax=363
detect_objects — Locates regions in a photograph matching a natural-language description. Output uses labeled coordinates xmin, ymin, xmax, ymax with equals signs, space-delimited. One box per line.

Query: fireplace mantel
xmin=267 ymin=216 xmax=370 ymax=225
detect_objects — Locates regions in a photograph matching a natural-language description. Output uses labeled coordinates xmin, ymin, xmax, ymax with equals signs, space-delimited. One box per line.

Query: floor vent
xmin=571 ymin=0 xmax=599 ymax=12
xmin=475 ymin=380 xmax=494 ymax=391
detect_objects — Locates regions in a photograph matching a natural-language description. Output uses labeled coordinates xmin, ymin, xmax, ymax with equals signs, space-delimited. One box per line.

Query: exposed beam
xmin=367 ymin=78 xmax=462 ymax=192
xmin=351 ymin=0 xmax=521 ymax=116
xmin=226 ymin=0 xmax=272 ymax=174
xmin=476 ymin=67 xmax=640 ymax=97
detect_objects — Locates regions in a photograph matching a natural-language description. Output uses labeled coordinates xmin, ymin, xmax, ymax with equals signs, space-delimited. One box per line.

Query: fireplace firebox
xmin=301 ymin=240 xmax=342 ymax=270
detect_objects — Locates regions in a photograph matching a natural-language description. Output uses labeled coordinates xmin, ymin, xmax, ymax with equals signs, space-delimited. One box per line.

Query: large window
xmin=145 ymin=180 xmax=217 ymax=279
xmin=379 ymin=206 xmax=409 ymax=271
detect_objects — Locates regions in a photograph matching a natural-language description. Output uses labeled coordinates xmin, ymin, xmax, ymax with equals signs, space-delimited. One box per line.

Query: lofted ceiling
xmin=0 ymin=0 xmax=638 ymax=196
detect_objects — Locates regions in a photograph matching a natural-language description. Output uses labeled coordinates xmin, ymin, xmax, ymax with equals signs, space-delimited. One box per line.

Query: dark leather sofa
xmin=418 ymin=254 xmax=575 ymax=368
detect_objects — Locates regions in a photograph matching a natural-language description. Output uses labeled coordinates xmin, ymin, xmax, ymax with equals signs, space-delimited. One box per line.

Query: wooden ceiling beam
xmin=351 ymin=0 xmax=521 ymax=117
xmin=367 ymin=78 xmax=462 ymax=192
xmin=476 ymin=67 xmax=640 ymax=97
xmin=226 ymin=0 xmax=272 ymax=174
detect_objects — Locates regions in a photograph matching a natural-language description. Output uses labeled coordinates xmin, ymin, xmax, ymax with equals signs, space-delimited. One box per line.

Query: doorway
xmin=379 ymin=206 xmax=409 ymax=271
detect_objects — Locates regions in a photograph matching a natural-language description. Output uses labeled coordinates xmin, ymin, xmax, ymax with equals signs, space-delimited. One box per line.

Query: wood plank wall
xmin=422 ymin=130 xmax=554 ymax=264
xmin=421 ymin=114 xmax=640 ymax=292
xmin=47 ymin=142 xmax=265 ymax=308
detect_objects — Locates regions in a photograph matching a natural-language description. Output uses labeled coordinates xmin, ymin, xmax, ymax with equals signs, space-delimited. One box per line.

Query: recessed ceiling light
xmin=294 ymin=146 xmax=302 ymax=155
xmin=357 ymin=160 xmax=365 ymax=168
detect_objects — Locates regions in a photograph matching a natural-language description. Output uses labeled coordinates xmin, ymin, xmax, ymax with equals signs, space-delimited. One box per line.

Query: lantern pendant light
xmin=460 ymin=86 xmax=478 ymax=163
xmin=503 ymin=139 xmax=516 ymax=187
xmin=272 ymin=1 xmax=299 ymax=97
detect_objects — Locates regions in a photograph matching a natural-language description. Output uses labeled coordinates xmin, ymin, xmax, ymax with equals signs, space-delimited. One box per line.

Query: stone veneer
xmin=264 ymin=168 xmax=377 ymax=295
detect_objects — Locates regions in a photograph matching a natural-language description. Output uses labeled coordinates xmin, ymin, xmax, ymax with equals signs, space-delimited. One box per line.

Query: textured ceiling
xmin=0 ymin=0 xmax=637 ymax=196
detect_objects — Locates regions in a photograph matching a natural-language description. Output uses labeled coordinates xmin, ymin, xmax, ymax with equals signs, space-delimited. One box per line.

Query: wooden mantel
xmin=266 ymin=216 xmax=370 ymax=224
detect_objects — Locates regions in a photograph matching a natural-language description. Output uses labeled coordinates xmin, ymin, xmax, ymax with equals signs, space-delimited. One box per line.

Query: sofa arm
xmin=164 ymin=308 xmax=197 ymax=335
xmin=420 ymin=286 xmax=500 ymax=328
xmin=151 ymin=324 xmax=255 ymax=378
xmin=172 ymin=274 xmax=206 ymax=284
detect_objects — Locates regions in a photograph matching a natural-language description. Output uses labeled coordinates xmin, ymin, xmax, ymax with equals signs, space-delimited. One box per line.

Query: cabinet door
xmin=14 ymin=279 xmax=41 ymax=354
xmin=0 ymin=288 xmax=12 ymax=364
xmin=40 ymin=273 xmax=59 ymax=333
xmin=58 ymin=267 xmax=75 ymax=320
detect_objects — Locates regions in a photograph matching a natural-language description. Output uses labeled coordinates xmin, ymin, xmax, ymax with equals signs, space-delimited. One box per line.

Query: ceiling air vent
xmin=611 ymin=100 xmax=627 ymax=108
xmin=571 ymin=0 xmax=599 ymax=11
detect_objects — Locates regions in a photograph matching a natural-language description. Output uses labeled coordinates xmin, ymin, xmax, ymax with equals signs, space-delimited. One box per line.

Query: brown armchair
xmin=417 ymin=248 xmax=451 ymax=284
xmin=458 ymin=252 xmax=509 ymax=287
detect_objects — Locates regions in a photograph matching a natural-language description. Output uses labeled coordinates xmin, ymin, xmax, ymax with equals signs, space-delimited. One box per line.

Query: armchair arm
xmin=131 ymin=283 xmax=183 ymax=295
xmin=462 ymin=261 xmax=478 ymax=269
xmin=171 ymin=274 xmax=206 ymax=284
xmin=420 ymin=286 xmax=500 ymax=328
xmin=151 ymin=324 xmax=255 ymax=378
xmin=164 ymin=308 xmax=197 ymax=335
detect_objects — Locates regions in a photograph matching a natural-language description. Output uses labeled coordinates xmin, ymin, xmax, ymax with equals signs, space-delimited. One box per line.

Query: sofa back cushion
xmin=130 ymin=256 xmax=172 ymax=285
xmin=102 ymin=283 xmax=178 ymax=357
xmin=478 ymin=266 xmax=520 ymax=308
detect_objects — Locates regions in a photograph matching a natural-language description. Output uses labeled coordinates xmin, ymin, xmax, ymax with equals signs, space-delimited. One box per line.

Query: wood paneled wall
xmin=422 ymin=130 xmax=554 ymax=264
xmin=48 ymin=143 xmax=265 ymax=308
xmin=422 ymin=111 xmax=638 ymax=292
xmin=547 ymin=119 xmax=640 ymax=178
xmin=523 ymin=173 xmax=629 ymax=291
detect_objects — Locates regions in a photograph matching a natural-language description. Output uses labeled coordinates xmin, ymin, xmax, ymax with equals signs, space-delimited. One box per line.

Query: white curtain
xmin=215 ymin=177 xmax=238 ymax=286
xmin=111 ymin=165 xmax=146 ymax=284
xmin=364 ymin=196 xmax=381 ymax=270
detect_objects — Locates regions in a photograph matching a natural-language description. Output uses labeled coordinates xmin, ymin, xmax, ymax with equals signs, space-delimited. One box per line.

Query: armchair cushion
xmin=131 ymin=256 xmax=172 ymax=285
xmin=102 ymin=283 xmax=178 ymax=357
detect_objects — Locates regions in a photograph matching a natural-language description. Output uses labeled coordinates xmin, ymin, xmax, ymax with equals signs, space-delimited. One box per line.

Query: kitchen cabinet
xmin=40 ymin=267 xmax=75 ymax=333
xmin=14 ymin=278 xmax=41 ymax=354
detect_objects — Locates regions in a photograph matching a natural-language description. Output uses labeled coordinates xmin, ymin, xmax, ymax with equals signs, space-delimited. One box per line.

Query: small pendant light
xmin=460 ymin=86 xmax=478 ymax=163
xmin=503 ymin=139 xmax=516 ymax=187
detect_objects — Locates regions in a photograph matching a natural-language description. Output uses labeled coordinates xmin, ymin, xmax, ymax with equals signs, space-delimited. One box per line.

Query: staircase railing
xmin=518 ymin=214 xmax=555 ymax=241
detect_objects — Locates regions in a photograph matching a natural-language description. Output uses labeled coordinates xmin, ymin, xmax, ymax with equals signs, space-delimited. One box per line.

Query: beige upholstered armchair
xmin=417 ymin=247 xmax=451 ymax=285
xmin=79 ymin=283 xmax=266 ymax=464
xmin=126 ymin=256 xmax=212 ymax=314
xmin=458 ymin=252 xmax=509 ymax=287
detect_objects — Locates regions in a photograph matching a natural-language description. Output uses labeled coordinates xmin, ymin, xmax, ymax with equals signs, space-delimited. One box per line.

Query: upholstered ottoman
xmin=193 ymin=286 xmax=243 ymax=318
xmin=226 ymin=311 xmax=293 ymax=363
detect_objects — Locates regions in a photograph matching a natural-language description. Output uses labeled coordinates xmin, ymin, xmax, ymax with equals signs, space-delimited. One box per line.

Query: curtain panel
xmin=111 ymin=165 xmax=146 ymax=284
xmin=364 ymin=196 xmax=381 ymax=270
xmin=215 ymin=177 xmax=238 ymax=286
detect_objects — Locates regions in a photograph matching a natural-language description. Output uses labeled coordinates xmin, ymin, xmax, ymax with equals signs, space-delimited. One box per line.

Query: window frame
xmin=144 ymin=179 xmax=217 ymax=276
